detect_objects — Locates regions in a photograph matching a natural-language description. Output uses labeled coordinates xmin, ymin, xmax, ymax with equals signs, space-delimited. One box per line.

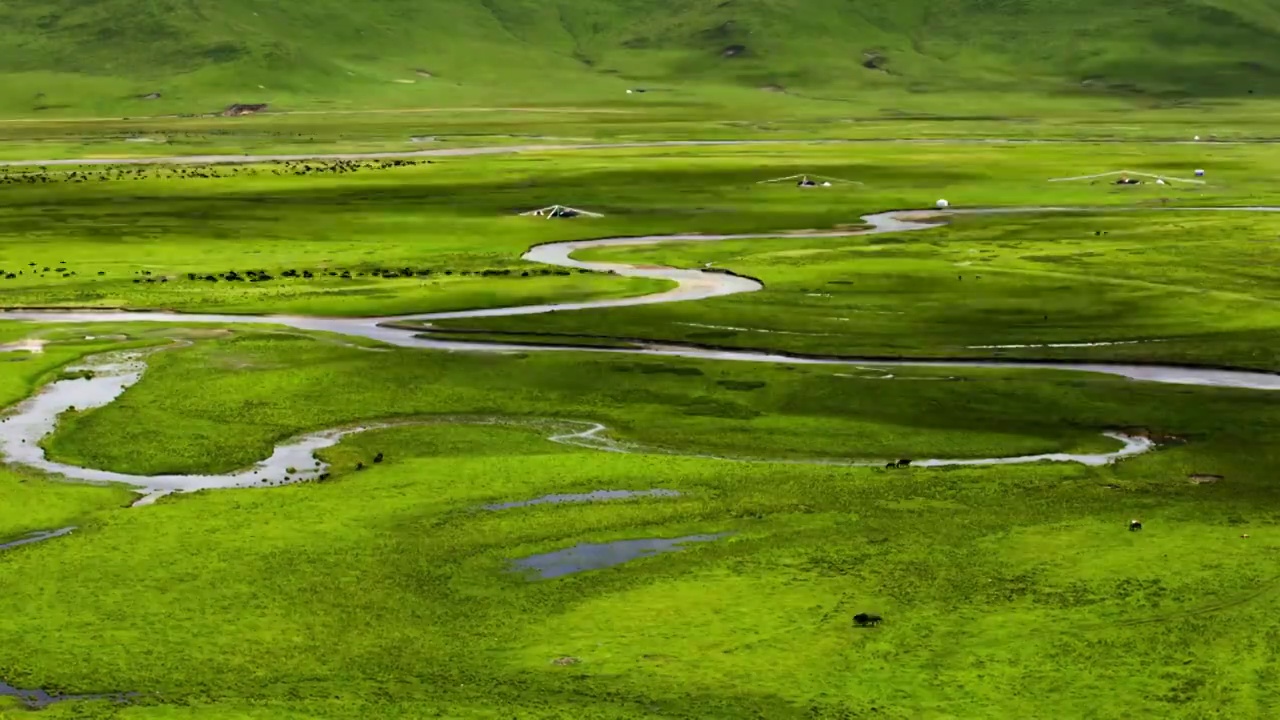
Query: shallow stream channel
xmin=0 ymin=348 xmax=1167 ymax=509
xmin=2 ymin=206 xmax=1279 ymax=505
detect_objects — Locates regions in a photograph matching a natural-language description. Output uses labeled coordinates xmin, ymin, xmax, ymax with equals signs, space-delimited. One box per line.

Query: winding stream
xmin=0 ymin=205 xmax=1277 ymax=498
xmin=0 ymin=350 xmax=1157 ymax=501
xmin=0 ymin=352 xmax=676 ymax=500
xmin=1 ymin=207 xmax=1279 ymax=389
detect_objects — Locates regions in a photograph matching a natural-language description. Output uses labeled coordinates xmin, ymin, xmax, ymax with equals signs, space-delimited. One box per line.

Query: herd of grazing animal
xmin=177 ymin=264 xmax=585 ymax=286
xmin=0 ymin=159 xmax=429 ymax=186
xmin=0 ymin=155 xmax=593 ymax=291
xmin=0 ymin=262 xmax=589 ymax=288
xmin=0 ymin=260 xmax=81 ymax=281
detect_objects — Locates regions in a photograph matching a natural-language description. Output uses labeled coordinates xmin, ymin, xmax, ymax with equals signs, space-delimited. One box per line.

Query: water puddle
xmin=0 ymin=680 xmax=135 ymax=709
xmin=512 ymin=534 xmax=726 ymax=579
xmin=0 ymin=338 xmax=45 ymax=353
xmin=484 ymin=489 xmax=680 ymax=510
xmin=0 ymin=526 xmax=75 ymax=552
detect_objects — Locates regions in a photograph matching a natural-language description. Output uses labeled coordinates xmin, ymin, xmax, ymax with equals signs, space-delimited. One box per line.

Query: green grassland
xmin=43 ymin=330 xmax=1132 ymax=474
xmin=8 ymin=102 xmax=1280 ymax=168
xmin=6 ymin=120 xmax=1280 ymax=719
xmin=0 ymin=140 xmax=1274 ymax=321
xmin=442 ymin=208 xmax=1280 ymax=370
xmin=5 ymin=0 xmax=1280 ymax=121
xmin=2 ymin=329 xmax=1280 ymax=719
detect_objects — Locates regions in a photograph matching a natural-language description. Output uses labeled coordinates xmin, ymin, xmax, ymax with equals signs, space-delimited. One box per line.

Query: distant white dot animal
xmin=1194 ymin=135 xmax=1201 ymax=141
xmin=936 ymin=199 xmax=950 ymax=209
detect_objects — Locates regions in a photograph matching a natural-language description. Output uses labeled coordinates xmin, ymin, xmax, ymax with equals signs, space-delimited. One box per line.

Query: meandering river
xmin=0 ymin=205 xmax=1275 ymax=499
xmin=3 ymin=206 xmax=1278 ymax=388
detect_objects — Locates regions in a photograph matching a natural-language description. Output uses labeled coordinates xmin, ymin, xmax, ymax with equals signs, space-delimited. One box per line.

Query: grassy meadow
xmin=0 ymin=139 xmax=1274 ymax=324
xmin=11 ymin=0 xmax=1280 ymax=714
xmin=445 ymin=208 xmax=1280 ymax=370
xmin=2 ymin=329 xmax=1280 ymax=720
xmin=4 ymin=127 xmax=1280 ymax=719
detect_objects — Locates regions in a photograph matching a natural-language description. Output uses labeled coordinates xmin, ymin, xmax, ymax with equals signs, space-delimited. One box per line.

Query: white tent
xmin=1048 ymin=170 xmax=1205 ymax=185
xmin=519 ymin=205 xmax=604 ymax=219
xmin=758 ymin=173 xmax=864 ymax=187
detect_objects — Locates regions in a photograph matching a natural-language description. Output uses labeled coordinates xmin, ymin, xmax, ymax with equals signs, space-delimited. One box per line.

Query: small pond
xmin=513 ymin=533 xmax=726 ymax=579
xmin=0 ymin=679 xmax=135 ymax=709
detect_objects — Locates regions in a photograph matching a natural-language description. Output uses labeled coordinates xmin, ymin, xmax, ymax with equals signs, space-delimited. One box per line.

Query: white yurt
xmin=936 ymin=199 xmax=950 ymax=209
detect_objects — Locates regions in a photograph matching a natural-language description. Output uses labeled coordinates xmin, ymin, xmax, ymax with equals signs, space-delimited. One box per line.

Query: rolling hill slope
xmin=1 ymin=0 xmax=1280 ymax=116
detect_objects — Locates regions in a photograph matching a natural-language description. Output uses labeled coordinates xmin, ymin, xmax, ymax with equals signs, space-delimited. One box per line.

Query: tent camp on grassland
xmin=758 ymin=173 xmax=864 ymax=188
xmin=518 ymin=205 xmax=603 ymax=219
xmin=1048 ymin=170 xmax=1205 ymax=185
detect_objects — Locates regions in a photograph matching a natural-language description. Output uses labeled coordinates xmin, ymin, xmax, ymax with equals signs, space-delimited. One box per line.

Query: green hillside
xmin=2 ymin=0 xmax=1280 ymax=116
